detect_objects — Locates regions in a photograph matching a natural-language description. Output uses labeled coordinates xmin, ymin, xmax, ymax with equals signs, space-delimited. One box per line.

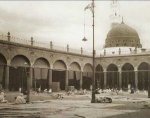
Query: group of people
xmin=94 ymin=88 xmax=121 ymax=95
xmin=0 ymin=91 xmax=27 ymax=104
xmin=94 ymin=87 xmax=140 ymax=95
xmin=0 ymin=85 xmax=27 ymax=104
xmin=43 ymin=88 xmax=52 ymax=94
xmin=66 ymin=89 xmax=88 ymax=96
xmin=34 ymin=88 xmax=52 ymax=95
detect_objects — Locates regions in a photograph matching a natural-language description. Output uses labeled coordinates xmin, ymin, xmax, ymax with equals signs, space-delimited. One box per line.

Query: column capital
xmin=134 ymin=66 xmax=138 ymax=71
xmin=103 ymin=68 xmax=107 ymax=72
xmin=50 ymin=65 xmax=53 ymax=70
xmin=30 ymin=62 xmax=34 ymax=67
xmin=118 ymin=68 xmax=122 ymax=72
xmin=6 ymin=59 xmax=11 ymax=66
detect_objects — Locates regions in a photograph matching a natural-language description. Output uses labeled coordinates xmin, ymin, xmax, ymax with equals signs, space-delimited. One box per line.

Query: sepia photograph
xmin=0 ymin=0 xmax=150 ymax=117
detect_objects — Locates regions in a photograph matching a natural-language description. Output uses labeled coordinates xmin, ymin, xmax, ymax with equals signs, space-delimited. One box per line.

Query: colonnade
xmin=2 ymin=64 xmax=150 ymax=91
xmin=0 ymin=53 xmax=150 ymax=91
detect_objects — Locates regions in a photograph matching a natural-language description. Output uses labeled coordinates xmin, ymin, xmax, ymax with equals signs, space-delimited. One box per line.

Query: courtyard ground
xmin=0 ymin=91 xmax=150 ymax=118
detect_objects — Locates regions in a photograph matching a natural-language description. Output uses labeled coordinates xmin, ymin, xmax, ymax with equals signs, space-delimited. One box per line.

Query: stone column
xmin=80 ymin=71 xmax=83 ymax=90
xmin=26 ymin=67 xmax=31 ymax=103
xmin=48 ymin=69 xmax=52 ymax=89
xmin=29 ymin=67 xmax=33 ymax=88
xmin=134 ymin=68 xmax=138 ymax=90
xmin=5 ymin=65 xmax=9 ymax=91
xmin=119 ymin=68 xmax=122 ymax=90
xmin=65 ymin=70 xmax=69 ymax=89
xmin=104 ymin=70 xmax=107 ymax=89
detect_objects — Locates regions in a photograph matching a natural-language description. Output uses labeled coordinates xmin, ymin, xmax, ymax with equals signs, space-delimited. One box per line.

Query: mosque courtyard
xmin=0 ymin=0 xmax=150 ymax=118
xmin=0 ymin=91 xmax=150 ymax=118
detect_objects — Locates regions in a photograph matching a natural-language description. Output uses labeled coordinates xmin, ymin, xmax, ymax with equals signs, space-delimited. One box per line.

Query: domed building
xmin=96 ymin=0 xmax=150 ymax=93
xmin=96 ymin=16 xmax=150 ymax=92
xmin=105 ymin=21 xmax=142 ymax=48
xmin=100 ymin=21 xmax=143 ymax=56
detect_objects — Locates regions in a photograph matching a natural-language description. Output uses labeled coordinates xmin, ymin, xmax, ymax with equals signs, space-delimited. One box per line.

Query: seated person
xmin=57 ymin=93 xmax=63 ymax=100
xmin=44 ymin=89 xmax=47 ymax=93
xmin=95 ymin=88 xmax=100 ymax=94
xmin=0 ymin=92 xmax=8 ymax=103
xmin=48 ymin=88 xmax=52 ymax=94
xmin=83 ymin=89 xmax=87 ymax=94
xmin=15 ymin=93 xmax=26 ymax=104
xmin=130 ymin=87 xmax=134 ymax=94
xmin=19 ymin=87 xmax=22 ymax=93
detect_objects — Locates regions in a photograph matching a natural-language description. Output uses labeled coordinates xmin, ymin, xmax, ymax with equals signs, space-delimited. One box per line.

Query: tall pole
xmin=148 ymin=65 xmax=150 ymax=98
xmin=83 ymin=0 xmax=96 ymax=103
xmin=91 ymin=0 xmax=96 ymax=103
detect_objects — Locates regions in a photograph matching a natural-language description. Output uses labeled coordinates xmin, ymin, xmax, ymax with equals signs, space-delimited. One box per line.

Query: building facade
xmin=0 ymin=23 xmax=150 ymax=92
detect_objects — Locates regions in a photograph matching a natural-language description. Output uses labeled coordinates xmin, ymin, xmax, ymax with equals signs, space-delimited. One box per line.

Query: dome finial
xmin=121 ymin=16 xmax=124 ymax=24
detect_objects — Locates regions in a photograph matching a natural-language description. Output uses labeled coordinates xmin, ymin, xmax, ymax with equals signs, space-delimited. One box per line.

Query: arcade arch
xmin=95 ymin=64 xmax=104 ymax=89
xmin=52 ymin=60 xmax=67 ymax=90
xmin=138 ymin=62 xmax=149 ymax=90
xmin=33 ymin=57 xmax=50 ymax=91
xmin=82 ymin=63 xmax=93 ymax=90
xmin=0 ymin=53 xmax=7 ymax=88
xmin=106 ymin=64 xmax=118 ymax=89
xmin=122 ymin=63 xmax=135 ymax=90
xmin=68 ymin=62 xmax=81 ymax=90
xmin=9 ymin=55 xmax=30 ymax=91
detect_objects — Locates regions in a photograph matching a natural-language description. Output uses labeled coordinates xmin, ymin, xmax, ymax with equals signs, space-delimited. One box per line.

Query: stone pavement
xmin=0 ymin=91 xmax=150 ymax=118
xmin=0 ymin=99 xmax=150 ymax=118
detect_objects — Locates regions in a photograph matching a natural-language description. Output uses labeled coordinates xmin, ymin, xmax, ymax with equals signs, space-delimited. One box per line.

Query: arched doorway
xmin=138 ymin=62 xmax=149 ymax=90
xmin=122 ymin=63 xmax=135 ymax=90
xmin=96 ymin=64 xmax=104 ymax=89
xmin=0 ymin=53 xmax=7 ymax=89
xmin=53 ymin=60 xmax=66 ymax=91
xmin=83 ymin=63 xmax=93 ymax=90
xmin=69 ymin=62 xmax=81 ymax=90
xmin=33 ymin=57 xmax=50 ymax=91
xmin=107 ymin=64 xmax=118 ymax=89
xmin=9 ymin=55 xmax=30 ymax=91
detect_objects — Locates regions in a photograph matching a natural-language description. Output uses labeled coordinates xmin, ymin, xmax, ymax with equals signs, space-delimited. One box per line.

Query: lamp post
xmin=83 ymin=0 xmax=96 ymax=103
xmin=148 ymin=65 xmax=150 ymax=98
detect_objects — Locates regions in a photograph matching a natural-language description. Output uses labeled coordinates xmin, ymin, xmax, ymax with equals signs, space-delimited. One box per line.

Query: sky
xmin=0 ymin=0 xmax=150 ymax=54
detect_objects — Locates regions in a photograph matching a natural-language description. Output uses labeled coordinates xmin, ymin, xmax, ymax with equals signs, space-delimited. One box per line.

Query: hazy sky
xmin=0 ymin=0 xmax=150 ymax=53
